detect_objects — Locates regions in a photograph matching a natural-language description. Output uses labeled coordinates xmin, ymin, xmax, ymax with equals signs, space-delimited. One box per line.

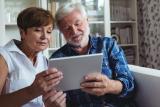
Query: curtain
xmin=137 ymin=0 xmax=160 ymax=69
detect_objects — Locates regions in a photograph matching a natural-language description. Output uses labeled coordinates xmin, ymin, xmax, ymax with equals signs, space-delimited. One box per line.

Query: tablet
xmin=48 ymin=53 xmax=103 ymax=91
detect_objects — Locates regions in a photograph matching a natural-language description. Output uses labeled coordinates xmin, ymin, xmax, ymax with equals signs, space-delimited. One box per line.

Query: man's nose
xmin=70 ymin=25 xmax=78 ymax=35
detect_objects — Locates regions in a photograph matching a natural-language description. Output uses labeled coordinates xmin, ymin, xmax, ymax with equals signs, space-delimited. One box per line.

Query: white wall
xmin=0 ymin=0 xmax=6 ymax=46
xmin=0 ymin=0 xmax=4 ymax=26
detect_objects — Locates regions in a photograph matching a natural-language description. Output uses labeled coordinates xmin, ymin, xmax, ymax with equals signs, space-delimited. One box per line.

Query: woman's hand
xmin=29 ymin=68 xmax=63 ymax=97
xmin=43 ymin=90 xmax=66 ymax=107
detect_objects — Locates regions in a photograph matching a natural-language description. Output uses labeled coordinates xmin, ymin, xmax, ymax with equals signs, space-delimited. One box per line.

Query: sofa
xmin=129 ymin=65 xmax=160 ymax=107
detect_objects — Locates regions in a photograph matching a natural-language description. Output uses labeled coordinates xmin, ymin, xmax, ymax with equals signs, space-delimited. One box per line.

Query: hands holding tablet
xmin=30 ymin=68 xmax=63 ymax=95
xmin=32 ymin=68 xmax=66 ymax=107
xmin=80 ymin=72 xmax=123 ymax=96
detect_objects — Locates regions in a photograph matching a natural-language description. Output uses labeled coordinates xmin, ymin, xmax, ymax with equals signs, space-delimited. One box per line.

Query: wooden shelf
xmin=110 ymin=21 xmax=136 ymax=24
xmin=5 ymin=23 xmax=17 ymax=26
xmin=119 ymin=44 xmax=137 ymax=47
xmin=109 ymin=0 xmax=139 ymax=65
xmin=89 ymin=21 xmax=104 ymax=24
xmin=48 ymin=48 xmax=59 ymax=51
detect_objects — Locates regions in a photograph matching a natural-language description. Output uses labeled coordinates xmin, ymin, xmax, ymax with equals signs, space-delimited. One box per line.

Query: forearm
xmin=107 ymin=79 xmax=123 ymax=95
xmin=0 ymin=86 xmax=39 ymax=107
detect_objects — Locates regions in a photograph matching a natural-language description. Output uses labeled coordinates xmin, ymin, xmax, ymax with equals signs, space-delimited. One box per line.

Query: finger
xmin=47 ymin=68 xmax=59 ymax=73
xmin=83 ymin=73 xmax=103 ymax=82
xmin=39 ymin=68 xmax=61 ymax=77
xmin=47 ymin=68 xmax=62 ymax=75
xmin=44 ymin=91 xmax=63 ymax=104
xmin=56 ymin=93 xmax=66 ymax=105
xmin=46 ymin=80 xmax=61 ymax=91
xmin=80 ymin=81 xmax=105 ymax=88
xmin=61 ymin=97 xmax=66 ymax=107
xmin=44 ymin=71 xmax=63 ymax=81
xmin=60 ymin=97 xmax=66 ymax=107
xmin=43 ymin=90 xmax=57 ymax=101
xmin=42 ymin=78 xmax=62 ymax=93
xmin=47 ymin=76 xmax=62 ymax=86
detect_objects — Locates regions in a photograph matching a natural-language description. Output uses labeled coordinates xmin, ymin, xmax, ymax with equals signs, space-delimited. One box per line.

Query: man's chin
xmin=68 ymin=43 xmax=81 ymax=48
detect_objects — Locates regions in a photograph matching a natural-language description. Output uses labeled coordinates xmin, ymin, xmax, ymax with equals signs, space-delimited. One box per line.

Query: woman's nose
xmin=40 ymin=31 xmax=47 ymax=39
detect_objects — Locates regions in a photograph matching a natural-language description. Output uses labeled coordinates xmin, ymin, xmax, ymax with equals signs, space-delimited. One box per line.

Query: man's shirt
xmin=50 ymin=36 xmax=134 ymax=107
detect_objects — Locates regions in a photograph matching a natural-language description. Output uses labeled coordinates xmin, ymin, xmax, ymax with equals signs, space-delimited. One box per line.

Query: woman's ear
xmin=19 ymin=28 xmax=25 ymax=41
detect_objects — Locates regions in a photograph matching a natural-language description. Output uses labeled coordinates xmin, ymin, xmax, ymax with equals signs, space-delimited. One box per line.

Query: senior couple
xmin=0 ymin=2 xmax=135 ymax=107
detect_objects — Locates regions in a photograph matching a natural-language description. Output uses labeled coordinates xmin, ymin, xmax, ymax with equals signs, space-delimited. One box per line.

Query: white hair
xmin=55 ymin=2 xmax=87 ymax=27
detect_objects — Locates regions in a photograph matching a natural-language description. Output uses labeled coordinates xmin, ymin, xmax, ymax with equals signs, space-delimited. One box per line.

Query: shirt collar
xmin=4 ymin=39 xmax=42 ymax=57
xmin=89 ymin=36 xmax=97 ymax=49
xmin=4 ymin=39 xmax=25 ymax=55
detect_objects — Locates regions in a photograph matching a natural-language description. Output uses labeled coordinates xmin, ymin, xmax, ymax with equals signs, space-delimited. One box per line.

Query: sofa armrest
xmin=129 ymin=65 xmax=160 ymax=107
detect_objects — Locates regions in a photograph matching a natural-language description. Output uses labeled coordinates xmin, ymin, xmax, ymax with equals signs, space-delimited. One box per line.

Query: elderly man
xmin=50 ymin=3 xmax=135 ymax=107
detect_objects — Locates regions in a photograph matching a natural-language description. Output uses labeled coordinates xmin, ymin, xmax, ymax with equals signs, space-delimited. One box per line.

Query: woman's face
xmin=21 ymin=24 xmax=53 ymax=52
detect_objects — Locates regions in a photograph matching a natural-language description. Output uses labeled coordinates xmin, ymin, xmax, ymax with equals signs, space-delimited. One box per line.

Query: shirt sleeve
xmin=106 ymin=38 xmax=135 ymax=97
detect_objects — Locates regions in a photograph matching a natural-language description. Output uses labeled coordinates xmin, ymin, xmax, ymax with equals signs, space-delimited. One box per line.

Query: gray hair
xmin=55 ymin=2 xmax=87 ymax=27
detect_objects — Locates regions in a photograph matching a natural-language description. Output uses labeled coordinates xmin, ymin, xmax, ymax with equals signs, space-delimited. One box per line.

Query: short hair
xmin=17 ymin=7 xmax=54 ymax=31
xmin=55 ymin=3 xmax=87 ymax=27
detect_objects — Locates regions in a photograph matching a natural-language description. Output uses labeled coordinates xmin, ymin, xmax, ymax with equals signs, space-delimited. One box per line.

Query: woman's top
xmin=0 ymin=40 xmax=48 ymax=107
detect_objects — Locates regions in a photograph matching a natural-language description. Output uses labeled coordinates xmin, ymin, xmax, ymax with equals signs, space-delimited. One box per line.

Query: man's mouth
xmin=72 ymin=35 xmax=81 ymax=41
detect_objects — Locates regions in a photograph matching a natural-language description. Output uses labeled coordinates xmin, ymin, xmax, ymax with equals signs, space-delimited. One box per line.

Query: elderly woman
xmin=0 ymin=7 xmax=66 ymax=107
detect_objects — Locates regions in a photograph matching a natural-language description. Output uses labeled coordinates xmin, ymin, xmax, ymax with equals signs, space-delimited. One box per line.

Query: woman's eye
xmin=47 ymin=31 xmax=52 ymax=34
xmin=35 ymin=28 xmax=42 ymax=32
xmin=35 ymin=29 xmax=41 ymax=31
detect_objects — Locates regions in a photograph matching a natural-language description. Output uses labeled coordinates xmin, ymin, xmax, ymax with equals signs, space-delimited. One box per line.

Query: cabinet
xmin=0 ymin=0 xmax=47 ymax=46
xmin=0 ymin=0 xmax=139 ymax=64
xmin=0 ymin=0 xmax=49 ymax=55
xmin=109 ymin=0 xmax=139 ymax=65
xmin=47 ymin=0 xmax=139 ymax=65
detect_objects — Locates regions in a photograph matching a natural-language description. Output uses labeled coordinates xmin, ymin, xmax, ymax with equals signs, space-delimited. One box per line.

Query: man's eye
xmin=63 ymin=26 xmax=70 ymax=30
xmin=75 ymin=24 xmax=79 ymax=26
xmin=75 ymin=22 xmax=81 ymax=27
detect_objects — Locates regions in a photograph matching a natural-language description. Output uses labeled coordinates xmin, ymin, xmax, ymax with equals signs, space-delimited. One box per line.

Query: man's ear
xmin=87 ymin=17 xmax=88 ymax=22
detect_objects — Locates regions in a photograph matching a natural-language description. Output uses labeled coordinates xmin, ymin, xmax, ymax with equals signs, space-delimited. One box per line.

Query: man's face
xmin=58 ymin=10 xmax=90 ymax=48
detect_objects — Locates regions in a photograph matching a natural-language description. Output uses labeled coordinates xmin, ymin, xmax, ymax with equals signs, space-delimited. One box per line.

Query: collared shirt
xmin=50 ymin=36 xmax=135 ymax=107
xmin=0 ymin=40 xmax=48 ymax=107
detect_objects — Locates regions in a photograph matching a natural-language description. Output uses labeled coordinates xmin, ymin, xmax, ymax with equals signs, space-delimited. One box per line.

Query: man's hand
xmin=43 ymin=90 xmax=66 ymax=107
xmin=80 ymin=72 xmax=123 ymax=96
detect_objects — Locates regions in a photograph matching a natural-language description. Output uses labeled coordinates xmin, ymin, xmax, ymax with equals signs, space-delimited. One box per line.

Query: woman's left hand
xmin=43 ymin=90 xmax=66 ymax=107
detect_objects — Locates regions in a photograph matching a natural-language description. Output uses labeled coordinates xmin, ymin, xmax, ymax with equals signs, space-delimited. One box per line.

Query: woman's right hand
xmin=29 ymin=68 xmax=63 ymax=96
